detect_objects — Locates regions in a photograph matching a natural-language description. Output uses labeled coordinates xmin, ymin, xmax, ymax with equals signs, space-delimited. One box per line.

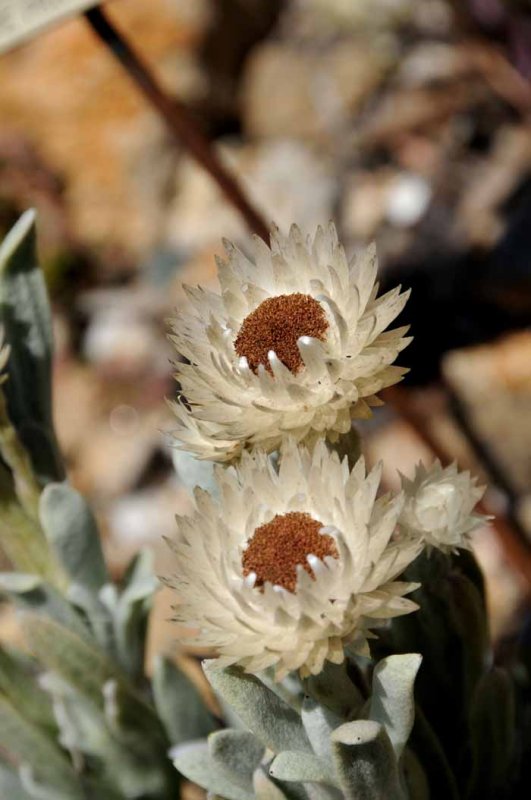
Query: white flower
xmin=399 ymin=461 xmax=486 ymax=553
xmin=165 ymin=440 xmax=421 ymax=679
xmin=170 ymin=223 xmax=411 ymax=462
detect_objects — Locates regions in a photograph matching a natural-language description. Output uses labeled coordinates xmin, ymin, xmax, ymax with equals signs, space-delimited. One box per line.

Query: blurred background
xmin=0 ymin=0 xmax=530 ymax=663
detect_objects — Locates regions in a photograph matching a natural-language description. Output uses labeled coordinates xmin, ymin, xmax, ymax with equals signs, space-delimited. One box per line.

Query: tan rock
xmin=242 ymin=40 xmax=391 ymax=142
xmin=0 ymin=0 xmax=209 ymax=256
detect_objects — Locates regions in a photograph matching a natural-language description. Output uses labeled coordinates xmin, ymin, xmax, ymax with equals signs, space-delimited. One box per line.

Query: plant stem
xmin=84 ymin=6 xmax=270 ymax=243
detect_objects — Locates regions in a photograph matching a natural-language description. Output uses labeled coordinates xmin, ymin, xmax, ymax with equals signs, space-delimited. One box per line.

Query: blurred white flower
xmin=399 ymin=461 xmax=487 ymax=553
xmin=170 ymin=223 xmax=411 ymax=462
xmin=165 ymin=439 xmax=421 ymax=679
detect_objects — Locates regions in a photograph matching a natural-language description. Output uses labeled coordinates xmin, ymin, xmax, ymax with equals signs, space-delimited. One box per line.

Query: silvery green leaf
xmin=468 ymin=668 xmax=515 ymax=799
xmin=304 ymin=660 xmax=363 ymax=717
xmin=0 ymin=763 xmax=33 ymax=800
xmin=369 ymin=653 xmax=422 ymax=758
xmin=260 ymin=669 xmax=304 ymax=712
xmin=0 ymin=645 xmax=55 ymax=731
xmin=0 ymin=574 xmax=90 ymax=639
xmin=173 ymin=448 xmax=219 ymax=498
xmin=0 ymin=694 xmax=80 ymax=796
xmin=203 ymin=661 xmax=312 ymax=754
xmin=111 ymin=550 xmax=158 ymax=679
xmin=102 ymin=678 xmax=170 ymax=756
xmin=447 ymin=573 xmax=488 ymax=700
xmin=39 ymin=483 xmax=107 ymax=590
xmin=0 ymin=572 xmax=41 ymax=593
xmin=0 ymin=210 xmax=63 ymax=483
xmin=331 ymin=720 xmax=405 ymax=800
xmin=67 ymin=583 xmax=115 ymax=655
xmin=152 ymin=655 xmax=218 ymax=745
xmin=269 ymin=752 xmax=336 ymax=786
xmin=41 ymin=671 xmax=106 ymax=755
xmin=411 ymin=707 xmax=459 ymax=800
xmin=44 ymin=673 xmax=171 ymax=799
xmin=402 ymin=750 xmax=430 ymax=800
xmin=20 ymin=614 xmax=119 ymax=705
xmin=172 ymin=741 xmax=254 ymax=800
xmin=18 ymin=765 xmax=82 ymax=800
xmin=301 ymin=696 xmax=342 ymax=763
xmin=0 ymin=463 xmax=52 ymax=577
xmin=209 ymin=729 xmax=265 ymax=787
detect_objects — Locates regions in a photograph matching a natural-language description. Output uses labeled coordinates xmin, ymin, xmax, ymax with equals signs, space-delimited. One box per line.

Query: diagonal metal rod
xmin=84 ymin=5 xmax=270 ymax=243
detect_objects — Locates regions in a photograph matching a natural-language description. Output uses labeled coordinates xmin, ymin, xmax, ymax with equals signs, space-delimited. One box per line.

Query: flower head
xmin=165 ymin=440 xmax=421 ymax=679
xmin=399 ymin=461 xmax=486 ymax=553
xmin=170 ymin=223 xmax=411 ymax=462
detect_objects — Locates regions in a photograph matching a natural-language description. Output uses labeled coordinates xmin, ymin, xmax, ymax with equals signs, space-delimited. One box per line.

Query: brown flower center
xmin=242 ymin=512 xmax=339 ymax=593
xmin=234 ymin=293 xmax=328 ymax=374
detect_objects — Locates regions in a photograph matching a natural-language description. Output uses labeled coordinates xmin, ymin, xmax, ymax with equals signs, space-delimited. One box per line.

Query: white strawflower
xmin=170 ymin=223 xmax=411 ymax=462
xmin=399 ymin=461 xmax=486 ymax=553
xmin=165 ymin=440 xmax=421 ymax=679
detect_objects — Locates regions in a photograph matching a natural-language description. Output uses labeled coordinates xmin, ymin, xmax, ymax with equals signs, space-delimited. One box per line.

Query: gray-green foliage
xmin=0 ymin=213 xmax=217 ymax=799
xmin=173 ymin=655 xmax=422 ymax=800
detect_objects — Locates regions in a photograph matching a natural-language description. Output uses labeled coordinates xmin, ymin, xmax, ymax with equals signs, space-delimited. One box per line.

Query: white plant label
xmin=0 ymin=0 xmax=98 ymax=54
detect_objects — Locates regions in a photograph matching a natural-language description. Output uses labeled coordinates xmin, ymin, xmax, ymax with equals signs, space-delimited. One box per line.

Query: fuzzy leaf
xmin=0 ymin=462 xmax=53 ymax=578
xmin=20 ymin=614 xmax=119 ymax=704
xmin=467 ymin=668 xmax=515 ymax=799
xmin=369 ymin=653 xmax=421 ymax=758
xmin=209 ymin=729 xmax=265 ymax=787
xmin=409 ymin=706 xmax=459 ymax=800
xmin=386 ymin=550 xmax=487 ymax=777
xmin=39 ymin=483 xmax=107 ymax=590
xmin=67 ymin=583 xmax=115 ymax=655
xmin=0 ymin=694 xmax=81 ymax=796
xmin=43 ymin=673 xmax=172 ymax=799
xmin=102 ymin=679 xmax=170 ymax=759
xmin=331 ymin=720 xmax=405 ymax=800
xmin=204 ymin=661 xmax=311 ymax=754
xmin=0 ymin=645 xmax=55 ymax=731
xmin=18 ymin=765 xmax=82 ymax=800
xmin=269 ymin=752 xmax=335 ymax=786
xmin=304 ymin=660 xmax=363 ymax=717
xmin=152 ymin=655 xmax=218 ymax=745
xmin=0 ymin=572 xmax=41 ymax=593
xmin=102 ymin=550 xmax=158 ymax=679
xmin=301 ymin=696 xmax=342 ymax=762
xmin=0 ymin=574 xmax=90 ymax=639
xmin=0 ymin=210 xmax=63 ymax=483
xmin=172 ymin=741 xmax=254 ymax=800
xmin=402 ymin=749 xmax=430 ymax=800
xmin=0 ymin=764 xmax=33 ymax=800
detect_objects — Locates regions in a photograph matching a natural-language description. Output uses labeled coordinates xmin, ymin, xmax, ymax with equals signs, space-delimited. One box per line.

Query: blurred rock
xmin=443 ymin=331 xmax=531 ymax=503
xmin=242 ymin=40 xmax=392 ymax=142
xmin=80 ymin=287 xmax=173 ymax=377
xmin=166 ymin=139 xmax=337 ymax=251
xmin=341 ymin=170 xmax=396 ymax=241
xmin=0 ymin=0 xmax=210 ymax=258
xmin=398 ymin=43 xmax=469 ymax=86
xmin=287 ymin=0 xmax=415 ymax=37
xmin=455 ymin=125 xmax=531 ymax=247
